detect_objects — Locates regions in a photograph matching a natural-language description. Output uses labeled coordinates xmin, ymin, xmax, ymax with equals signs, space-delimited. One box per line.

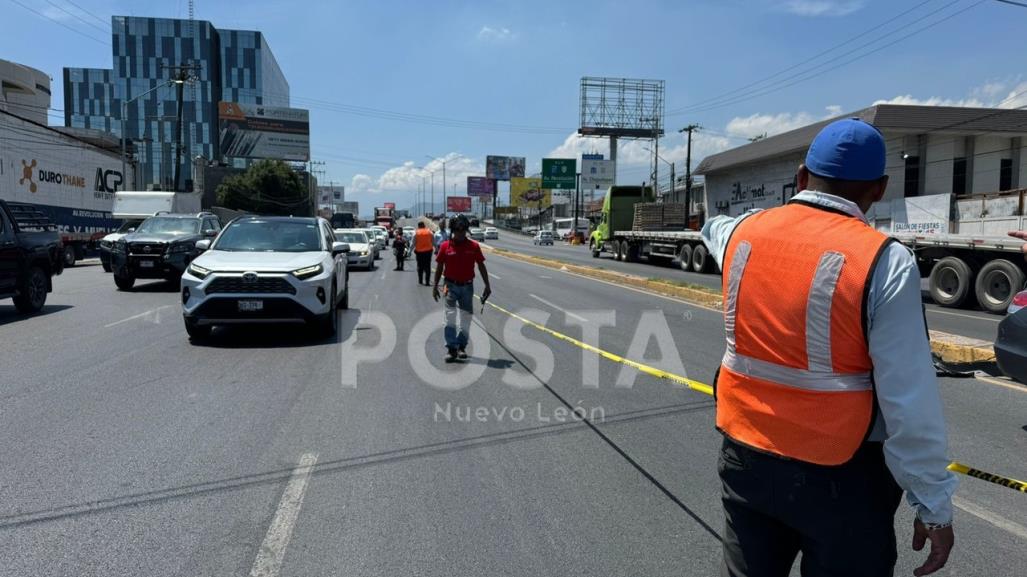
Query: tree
xmin=215 ymin=159 xmax=310 ymax=215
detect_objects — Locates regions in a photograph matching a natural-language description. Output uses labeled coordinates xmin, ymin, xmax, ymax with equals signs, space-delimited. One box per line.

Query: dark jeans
xmin=719 ymin=436 xmax=903 ymax=577
xmin=394 ymin=248 xmax=406 ymax=270
xmin=415 ymin=251 xmax=432 ymax=284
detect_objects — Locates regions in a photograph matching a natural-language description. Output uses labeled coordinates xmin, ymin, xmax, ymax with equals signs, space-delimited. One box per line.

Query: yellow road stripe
xmin=481 ymin=297 xmax=1026 ymax=495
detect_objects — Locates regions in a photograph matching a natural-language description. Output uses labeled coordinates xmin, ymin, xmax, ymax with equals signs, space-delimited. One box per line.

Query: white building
xmin=696 ymin=104 xmax=1027 ymax=221
xmin=0 ymin=59 xmax=51 ymax=125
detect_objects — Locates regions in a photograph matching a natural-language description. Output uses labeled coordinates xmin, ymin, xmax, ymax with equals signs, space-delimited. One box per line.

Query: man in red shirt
xmin=433 ymin=215 xmax=492 ymax=361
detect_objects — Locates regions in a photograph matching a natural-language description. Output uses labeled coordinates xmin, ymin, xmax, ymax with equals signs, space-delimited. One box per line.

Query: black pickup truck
xmin=0 ymin=200 xmax=64 ymax=313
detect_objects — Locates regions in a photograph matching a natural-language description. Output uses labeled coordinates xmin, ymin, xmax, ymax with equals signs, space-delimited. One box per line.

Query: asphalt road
xmin=0 ymin=255 xmax=1023 ymax=576
xmin=485 ymin=231 xmax=1003 ymax=344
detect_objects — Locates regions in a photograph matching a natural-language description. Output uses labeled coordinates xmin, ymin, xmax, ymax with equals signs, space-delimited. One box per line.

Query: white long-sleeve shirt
xmin=701 ymin=190 xmax=958 ymax=524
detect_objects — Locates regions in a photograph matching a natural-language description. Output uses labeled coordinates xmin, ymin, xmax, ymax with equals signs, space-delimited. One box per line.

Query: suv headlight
xmin=112 ymin=240 xmax=127 ymax=253
xmin=168 ymin=242 xmax=193 ymax=254
xmin=100 ymin=240 xmax=112 ymax=249
xmin=187 ymin=263 xmax=211 ymax=279
xmin=292 ymin=263 xmax=324 ymax=280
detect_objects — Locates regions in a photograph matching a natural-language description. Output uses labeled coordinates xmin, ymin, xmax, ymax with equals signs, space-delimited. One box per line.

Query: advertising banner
xmin=580 ymin=158 xmax=616 ymax=190
xmin=486 ymin=156 xmax=526 ymax=180
xmin=218 ymin=101 xmax=310 ymax=161
xmin=384 ymin=202 xmax=396 ymax=209
xmin=447 ymin=196 xmax=472 ymax=212
xmin=467 ymin=176 xmax=495 ymax=197
xmin=510 ymin=177 xmax=551 ymax=207
xmin=542 ymin=158 xmax=576 ymax=189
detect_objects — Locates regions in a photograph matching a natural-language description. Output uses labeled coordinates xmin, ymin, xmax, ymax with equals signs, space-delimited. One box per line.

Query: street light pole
xmin=120 ymin=78 xmax=182 ymax=191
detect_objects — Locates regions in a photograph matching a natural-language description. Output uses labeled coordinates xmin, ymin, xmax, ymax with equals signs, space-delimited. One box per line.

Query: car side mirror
xmin=332 ymin=241 xmax=350 ymax=255
xmin=195 ymin=239 xmax=211 ymax=251
xmin=203 ymin=229 xmax=217 ymax=237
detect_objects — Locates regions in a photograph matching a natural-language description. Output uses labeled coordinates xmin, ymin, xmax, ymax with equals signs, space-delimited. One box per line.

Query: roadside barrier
xmin=482 ymin=297 xmax=1027 ymax=495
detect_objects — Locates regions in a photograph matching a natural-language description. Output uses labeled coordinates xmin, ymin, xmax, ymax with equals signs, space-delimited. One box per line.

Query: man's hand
xmin=912 ymin=519 xmax=954 ymax=576
xmin=1008 ymin=231 xmax=1027 ymax=259
xmin=432 ymin=285 xmax=441 ymax=302
xmin=481 ymin=285 xmax=492 ymax=304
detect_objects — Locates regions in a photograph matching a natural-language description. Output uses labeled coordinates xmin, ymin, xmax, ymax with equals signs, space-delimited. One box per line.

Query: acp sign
xmin=95 ymin=167 xmax=124 ymax=194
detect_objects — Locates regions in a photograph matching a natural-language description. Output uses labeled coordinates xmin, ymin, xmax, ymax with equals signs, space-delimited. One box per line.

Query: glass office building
xmin=64 ymin=16 xmax=290 ymax=190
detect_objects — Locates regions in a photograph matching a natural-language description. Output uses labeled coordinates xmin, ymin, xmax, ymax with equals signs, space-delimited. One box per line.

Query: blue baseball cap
xmin=805 ymin=118 xmax=886 ymax=181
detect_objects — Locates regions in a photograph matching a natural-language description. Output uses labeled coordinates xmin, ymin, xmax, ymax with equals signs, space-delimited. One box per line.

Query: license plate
xmin=139 ymin=260 xmax=155 ymax=268
xmin=238 ymin=300 xmax=264 ymax=312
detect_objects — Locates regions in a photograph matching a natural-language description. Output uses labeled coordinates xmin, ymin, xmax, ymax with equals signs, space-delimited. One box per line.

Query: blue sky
xmin=4 ymin=0 xmax=1026 ymax=212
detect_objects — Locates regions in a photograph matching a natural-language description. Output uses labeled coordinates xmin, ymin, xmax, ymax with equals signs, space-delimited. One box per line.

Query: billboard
xmin=510 ymin=177 xmax=551 ymax=207
xmin=580 ymin=158 xmax=616 ymax=190
xmin=218 ymin=101 xmax=310 ymax=161
xmin=384 ymin=202 xmax=396 ymax=209
xmin=448 ymin=196 xmax=472 ymax=212
xmin=486 ymin=155 xmax=526 ymax=180
xmin=542 ymin=158 xmax=576 ymax=189
xmin=467 ymin=176 xmax=496 ymax=197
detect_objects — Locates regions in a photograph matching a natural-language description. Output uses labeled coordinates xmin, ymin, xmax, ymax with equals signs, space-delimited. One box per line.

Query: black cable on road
xmin=481 ymin=322 xmax=724 ymax=543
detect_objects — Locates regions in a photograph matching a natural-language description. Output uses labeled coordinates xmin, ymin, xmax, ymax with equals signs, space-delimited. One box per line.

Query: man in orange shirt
xmin=413 ymin=221 xmax=435 ymax=285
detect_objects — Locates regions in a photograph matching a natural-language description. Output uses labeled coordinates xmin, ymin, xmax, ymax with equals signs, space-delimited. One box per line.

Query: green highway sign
xmin=542 ymin=158 xmax=577 ymax=189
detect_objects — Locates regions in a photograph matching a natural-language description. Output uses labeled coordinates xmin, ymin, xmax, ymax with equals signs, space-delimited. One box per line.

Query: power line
xmin=44 ymin=0 xmax=109 ymax=35
xmin=64 ymin=0 xmax=111 ymax=27
xmin=673 ymin=0 xmax=983 ymax=116
xmin=994 ymin=0 xmax=1027 ymax=7
xmin=7 ymin=0 xmax=110 ymax=46
xmin=667 ymin=0 xmax=936 ymax=116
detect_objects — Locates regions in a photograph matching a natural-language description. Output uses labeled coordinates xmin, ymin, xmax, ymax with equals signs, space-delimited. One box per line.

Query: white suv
xmin=181 ymin=216 xmax=350 ymax=341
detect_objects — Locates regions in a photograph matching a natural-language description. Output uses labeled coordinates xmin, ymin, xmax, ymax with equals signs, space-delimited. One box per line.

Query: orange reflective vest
xmin=414 ymin=228 xmax=434 ymax=253
xmin=717 ymin=201 xmax=893 ymax=465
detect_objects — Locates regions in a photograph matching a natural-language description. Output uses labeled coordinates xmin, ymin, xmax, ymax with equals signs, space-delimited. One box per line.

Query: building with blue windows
xmin=64 ymin=16 xmax=289 ymax=191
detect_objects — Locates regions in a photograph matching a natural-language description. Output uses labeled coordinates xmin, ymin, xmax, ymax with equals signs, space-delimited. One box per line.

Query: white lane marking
xmin=488 ymin=273 xmax=502 ymax=280
xmin=249 ymin=452 xmax=319 ymax=577
xmin=104 ymin=305 xmax=175 ymax=328
xmin=539 ymin=275 xmax=552 ymax=279
xmin=971 ymin=374 xmax=1027 ymax=394
xmin=529 ymin=294 xmax=588 ymax=322
xmin=953 ymin=496 xmax=1027 ymax=540
xmin=925 ymin=308 xmax=1001 ymax=323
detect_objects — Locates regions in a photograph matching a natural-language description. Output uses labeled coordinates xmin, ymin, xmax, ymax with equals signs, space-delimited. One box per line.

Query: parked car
xmin=111 ymin=212 xmax=221 ymax=291
xmin=335 ymin=229 xmax=375 ymax=270
xmin=484 ymin=227 xmax=499 ymax=240
xmin=469 ymin=228 xmax=485 ymax=242
xmin=995 ymin=290 xmax=1027 ymax=383
xmin=181 ymin=216 xmax=350 ymax=341
xmin=371 ymin=226 xmax=389 ymax=247
xmin=99 ymin=219 xmax=144 ymax=272
xmin=0 ymin=200 xmax=64 ymax=314
xmin=533 ymin=230 xmax=554 ymax=245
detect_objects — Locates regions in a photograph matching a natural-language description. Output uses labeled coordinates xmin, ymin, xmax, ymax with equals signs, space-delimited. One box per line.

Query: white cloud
xmin=477 ymin=25 xmax=516 ymax=42
xmin=874 ymin=79 xmax=1027 ymax=109
xmin=783 ymin=0 xmax=864 ymax=17
xmin=347 ymin=153 xmax=485 ymax=198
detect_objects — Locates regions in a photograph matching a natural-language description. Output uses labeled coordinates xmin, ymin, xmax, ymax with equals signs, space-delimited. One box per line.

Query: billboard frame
xmin=578 ymin=77 xmax=665 ymax=139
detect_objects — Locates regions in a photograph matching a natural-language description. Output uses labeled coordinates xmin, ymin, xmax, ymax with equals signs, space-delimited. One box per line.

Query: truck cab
xmin=589 ymin=186 xmax=653 ymax=257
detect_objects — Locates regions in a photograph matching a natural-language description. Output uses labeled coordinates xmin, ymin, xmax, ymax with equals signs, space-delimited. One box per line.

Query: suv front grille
xmin=206 ymin=276 xmax=296 ymax=295
xmin=129 ymin=242 xmax=166 ymax=255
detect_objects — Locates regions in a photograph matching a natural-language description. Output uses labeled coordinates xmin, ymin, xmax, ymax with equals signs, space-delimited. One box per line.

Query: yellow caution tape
xmin=482 ymin=297 xmax=1026 ymax=495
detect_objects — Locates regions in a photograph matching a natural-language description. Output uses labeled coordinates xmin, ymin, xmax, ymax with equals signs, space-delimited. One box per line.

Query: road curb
xmin=487 ymin=246 xmax=723 ymax=308
xmin=486 ymin=244 xmax=1001 ymax=365
xmin=929 ymin=330 xmax=996 ymax=364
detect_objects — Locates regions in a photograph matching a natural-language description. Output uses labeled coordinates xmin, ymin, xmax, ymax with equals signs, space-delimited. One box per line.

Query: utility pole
xmin=679 ymin=124 xmax=701 ymax=227
xmin=163 ymin=64 xmax=200 ymax=192
xmin=670 ymin=162 xmax=675 ymax=203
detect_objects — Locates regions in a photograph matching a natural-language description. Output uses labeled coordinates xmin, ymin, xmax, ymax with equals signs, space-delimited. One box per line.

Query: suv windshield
xmin=116 ymin=220 xmax=142 ymax=234
xmin=213 ymin=220 xmax=322 ymax=252
xmin=135 ymin=217 xmax=200 ymax=235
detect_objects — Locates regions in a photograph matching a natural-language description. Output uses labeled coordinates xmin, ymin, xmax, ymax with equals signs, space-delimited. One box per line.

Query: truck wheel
xmin=114 ymin=274 xmax=136 ymax=291
xmin=691 ymin=244 xmax=710 ymax=273
xmin=626 ymin=242 xmax=640 ymax=263
xmin=590 ymin=240 xmax=600 ymax=258
xmin=13 ymin=266 xmax=48 ymax=314
xmin=974 ymin=259 xmax=1025 ymax=314
xmin=617 ymin=240 xmax=628 ymax=261
xmin=678 ymin=245 xmax=693 ymax=271
xmin=63 ymin=246 xmax=77 ymax=267
xmin=102 ymin=262 xmax=112 ymax=273
xmin=929 ymin=256 xmax=974 ymax=308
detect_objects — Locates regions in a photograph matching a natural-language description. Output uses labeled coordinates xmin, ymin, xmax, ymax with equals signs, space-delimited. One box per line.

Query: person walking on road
xmin=433 ymin=219 xmax=449 ymax=254
xmin=392 ymin=229 xmax=409 ymax=271
xmin=433 ymin=215 xmax=491 ymax=362
xmin=413 ymin=221 xmax=435 ymax=285
xmin=701 ymin=118 xmax=957 ymax=577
